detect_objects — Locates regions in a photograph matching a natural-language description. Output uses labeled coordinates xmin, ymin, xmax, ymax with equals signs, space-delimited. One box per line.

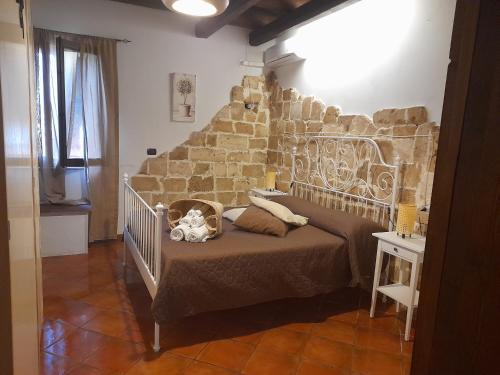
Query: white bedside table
xmin=370 ymin=231 xmax=426 ymax=341
xmin=249 ymin=188 xmax=287 ymax=200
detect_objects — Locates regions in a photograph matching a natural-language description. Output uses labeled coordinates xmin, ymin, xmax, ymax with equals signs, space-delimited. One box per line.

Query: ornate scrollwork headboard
xmin=285 ymin=134 xmax=400 ymax=229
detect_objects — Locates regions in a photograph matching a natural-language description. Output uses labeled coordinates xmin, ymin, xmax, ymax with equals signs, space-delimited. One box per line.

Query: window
xmin=56 ymin=37 xmax=101 ymax=167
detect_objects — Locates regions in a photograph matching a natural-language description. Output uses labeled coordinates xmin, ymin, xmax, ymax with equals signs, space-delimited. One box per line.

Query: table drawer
xmin=380 ymin=241 xmax=417 ymax=262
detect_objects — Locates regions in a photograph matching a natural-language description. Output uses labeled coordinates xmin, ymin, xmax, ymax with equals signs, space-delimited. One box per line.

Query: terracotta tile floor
xmin=41 ymin=240 xmax=414 ymax=375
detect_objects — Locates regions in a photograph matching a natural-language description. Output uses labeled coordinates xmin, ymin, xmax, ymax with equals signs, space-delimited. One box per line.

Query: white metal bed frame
xmin=122 ymin=134 xmax=400 ymax=352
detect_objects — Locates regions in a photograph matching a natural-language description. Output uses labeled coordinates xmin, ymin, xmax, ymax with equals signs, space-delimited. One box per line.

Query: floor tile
xmin=40 ymin=351 xmax=76 ymax=375
xmin=355 ymin=327 xmax=402 ymax=355
xmin=83 ymin=337 xmax=145 ymax=373
xmin=41 ymin=319 xmax=77 ymax=349
xmin=65 ymin=363 xmax=114 ymax=375
xmin=351 ymin=348 xmax=402 ymax=375
xmin=242 ymin=350 xmax=300 ymax=375
xmin=185 ymin=361 xmax=237 ymax=375
xmin=357 ymin=309 xmax=401 ymax=336
xmin=303 ymin=336 xmax=352 ymax=370
xmin=257 ymin=328 xmax=308 ymax=355
xmin=82 ymin=309 xmax=144 ymax=343
xmin=297 ymin=360 xmax=348 ymax=375
xmin=43 ymin=296 xmax=101 ymax=327
xmin=311 ymin=320 xmax=356 ymax=345
xmin=79 ymin=288 xmax=134 ymax=312
xmin=126 ymin=353 xmax=191 ymax=374
xmin=198 ymin=339 xmax=254 ymax=371
xmin=45 ymin=328 xmax=109 ymax=362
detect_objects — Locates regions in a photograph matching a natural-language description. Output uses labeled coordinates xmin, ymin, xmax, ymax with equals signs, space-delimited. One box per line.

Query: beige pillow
xmin=249 ymin=196 xmax=308 ymax=226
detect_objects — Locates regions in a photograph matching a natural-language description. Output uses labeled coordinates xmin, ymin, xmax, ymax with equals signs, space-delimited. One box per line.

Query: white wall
xmin=270 ymin=0 xmax=456 ymax=122
xmin=32 ymin=0 xmax=263 ymax=232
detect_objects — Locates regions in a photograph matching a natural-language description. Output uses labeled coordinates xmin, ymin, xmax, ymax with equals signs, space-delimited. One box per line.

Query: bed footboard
xmin=123 ymin=174 xmax=164 ymax=352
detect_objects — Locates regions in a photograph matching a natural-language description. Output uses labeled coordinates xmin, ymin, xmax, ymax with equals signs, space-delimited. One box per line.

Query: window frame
xmin=56 ymin=37 xmax=85 ymax=168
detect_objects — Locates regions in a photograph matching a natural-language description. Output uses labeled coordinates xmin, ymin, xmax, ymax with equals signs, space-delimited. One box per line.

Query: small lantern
xmin=265 ymin=171 xmax=276 ymax=191
xmin=396 ymin=203 xmax=417 ymax=238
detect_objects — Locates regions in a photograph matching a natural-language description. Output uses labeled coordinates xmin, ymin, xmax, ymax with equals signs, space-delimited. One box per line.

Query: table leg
xmin=396 ymin=258 xmax=404 ymax=313
xmin=405 ymin=260 xmax=419 ymax=340
xmin=370 ymin=244 xmax=384 ymax=318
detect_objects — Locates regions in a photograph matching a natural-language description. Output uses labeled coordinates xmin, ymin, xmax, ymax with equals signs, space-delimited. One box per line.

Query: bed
xmin=122 ymin=135 xmax=400 ymax=351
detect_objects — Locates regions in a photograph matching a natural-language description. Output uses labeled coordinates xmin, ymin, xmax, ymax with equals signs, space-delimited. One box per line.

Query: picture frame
xmin=171 ymin=73 xmax=196 ymax=122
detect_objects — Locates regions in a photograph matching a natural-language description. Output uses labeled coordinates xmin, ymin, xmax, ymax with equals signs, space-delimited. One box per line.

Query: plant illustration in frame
xmin=172 ymin=73 xmax=196 ymax=122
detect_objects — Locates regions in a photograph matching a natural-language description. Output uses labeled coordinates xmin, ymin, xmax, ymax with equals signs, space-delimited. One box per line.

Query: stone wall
xmin=130 ymin=76 xmax=271 ymax=207
xmin=132 ymin=74 xmax=439 ymax=210
xmin=266 ymin=75 xmax=439 ymax=209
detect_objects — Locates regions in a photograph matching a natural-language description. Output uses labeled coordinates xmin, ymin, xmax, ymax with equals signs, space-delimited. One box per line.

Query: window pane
xmin=64 ymin=49 xmax=85 ymax=160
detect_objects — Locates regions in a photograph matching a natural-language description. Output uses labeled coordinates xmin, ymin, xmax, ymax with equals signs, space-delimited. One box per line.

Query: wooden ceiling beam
xmin=195 ymin=0 xmax=262 ymax=38
xmin=249 ymin=0 xmax=357 ymax=46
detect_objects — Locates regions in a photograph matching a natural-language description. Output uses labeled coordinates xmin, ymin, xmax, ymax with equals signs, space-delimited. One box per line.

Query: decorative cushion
xmin=222 ymin=207 xmax=247 ymax=222
xmin=249 ymin=196 xmax=308 ymax=226
xmin=233 ymin=205 xmax=290 ymax=237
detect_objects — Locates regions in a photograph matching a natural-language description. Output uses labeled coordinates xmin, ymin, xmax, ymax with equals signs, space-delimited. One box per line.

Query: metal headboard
xmin=283 ymin=134 xmax=400 ymax=229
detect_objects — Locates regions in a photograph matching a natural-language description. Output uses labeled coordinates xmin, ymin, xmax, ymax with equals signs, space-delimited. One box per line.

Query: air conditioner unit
xmin=264 ymin=40 xmax=305 ymax=68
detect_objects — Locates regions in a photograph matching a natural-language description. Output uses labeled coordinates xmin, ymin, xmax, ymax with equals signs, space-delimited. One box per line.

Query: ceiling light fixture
xmin=162 ymin=0 xmax=229 ymax=17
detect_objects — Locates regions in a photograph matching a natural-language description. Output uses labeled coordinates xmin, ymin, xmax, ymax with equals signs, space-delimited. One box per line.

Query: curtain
xmin=34 ymin=29 xmax=119 ymax=241
xmin=34 ymin=29 xmax=65 ymax=203
xmin=80 ymin=38 xmax=119 ymax=241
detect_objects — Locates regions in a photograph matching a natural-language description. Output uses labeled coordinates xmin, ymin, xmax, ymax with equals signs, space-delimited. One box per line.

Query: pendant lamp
xmin=162 ymin=0 xmax=229 ymax=17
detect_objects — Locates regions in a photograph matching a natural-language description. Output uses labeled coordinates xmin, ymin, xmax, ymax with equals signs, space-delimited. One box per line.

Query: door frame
xmin=412 ymin=0 xmax=500 ymax=373
xmin=0 ymin=80 xmax=13 ymax=375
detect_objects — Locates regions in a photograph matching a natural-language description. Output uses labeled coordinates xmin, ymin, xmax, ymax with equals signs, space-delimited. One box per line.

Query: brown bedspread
xmin=152 ymin=220 xmax=349 ymax=323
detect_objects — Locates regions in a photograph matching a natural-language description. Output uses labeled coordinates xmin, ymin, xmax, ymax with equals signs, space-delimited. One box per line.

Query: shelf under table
xmin=377 ymin=283 xmax=419 ymax=307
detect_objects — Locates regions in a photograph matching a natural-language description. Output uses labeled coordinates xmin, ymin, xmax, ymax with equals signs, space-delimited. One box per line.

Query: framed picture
xmin=171 ymin=73 xmax=196 ymax=122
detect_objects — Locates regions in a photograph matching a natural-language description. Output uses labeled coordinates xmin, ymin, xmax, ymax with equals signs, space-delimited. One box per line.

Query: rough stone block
xmin=169 ymin=146 xmax=188 ymax=160
xmin=168 ymin=161 xmax=193 ymax=177
xmin=243 ymin=76 xmax=261 ymax=89
xmin=268 ymin=136 xmax=279 ymax=150
xmin=406 ymin=106 xmax=427 ymax=125
xmin=231 ymin=102 xmax=245 ymax=121
xmin=192 ymin=192 xmax=215 ymax=201
xmin=214 ymin=105 xmax=231 ymax=120
xmin=242 ymin=164 xmax=264 ymax=178
xmin=236 ymin=192 xmax=250 ymax=206
xmin=190 ymin=148 xmax=226 ymax=162
xmin=231 ymin=86 xmax=244 ymax=102
xmin=218 ymin=134 xmax=248 ymax=150
xmin=234 ymin=178 xmax=250 ymax=191
xmin=270 ymin=102 xmax=283 ymax=120
xmin=257 ymin=111 xmax=268 ymax=124
xmin=234 ymin=122 xmax=254 ymax=135
xmin=302 ymin=96 xmax=313 ymax=120
xmin=216 ymin=178 xmax=234 ymax=191
xmin=165 ymin=192 xmax=189 ymax=204
xmin=291 ymin=101 xmax=302 ymax=120
xmin=282 ymin=102 xmax=290 ymax=120
xmin=188 ymin=176 xmax=214 ymax=192
xmin=213 ymin=163 xmax=226 ymax=177
xmin=249 ymin=138 xmax=267 ymax=149
xmin=131 ymin=175 xmax=160 ymax=192
xmin=212 ymin=120 xmax=233 ymax=133
xmin=185 ymin=131 xmax=206 ymax=147
xmin=244 ymin=110 xmax=257 ymax=122
xmin=147 ymin=157 xmax=167 ymax=176
xmin=193 ymin=163 xmax=210 ymax=175
xmin=227 ymin=163 xmax=239 ymax=177
xmin=163 ymin=178 xmax=187 ymax=192
xmin=254 ymin=124 xmax=268 ymax=137
xmin=206 ymin=133 xmax=217 ymax=147
xmin=251 ymin=151 xmax=267 ymax=164
xmin=227 ymin=151 xmax=250 ymax=162
xmin=216 ymin=192 xmax=236 ymax=206
xmin=311 ymin=100 xmax=326 ymax=121
xmin=306 ymin=121 xmax=323 ymax=133
xmin=323 ymin=106 xmax=341 ymax=124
